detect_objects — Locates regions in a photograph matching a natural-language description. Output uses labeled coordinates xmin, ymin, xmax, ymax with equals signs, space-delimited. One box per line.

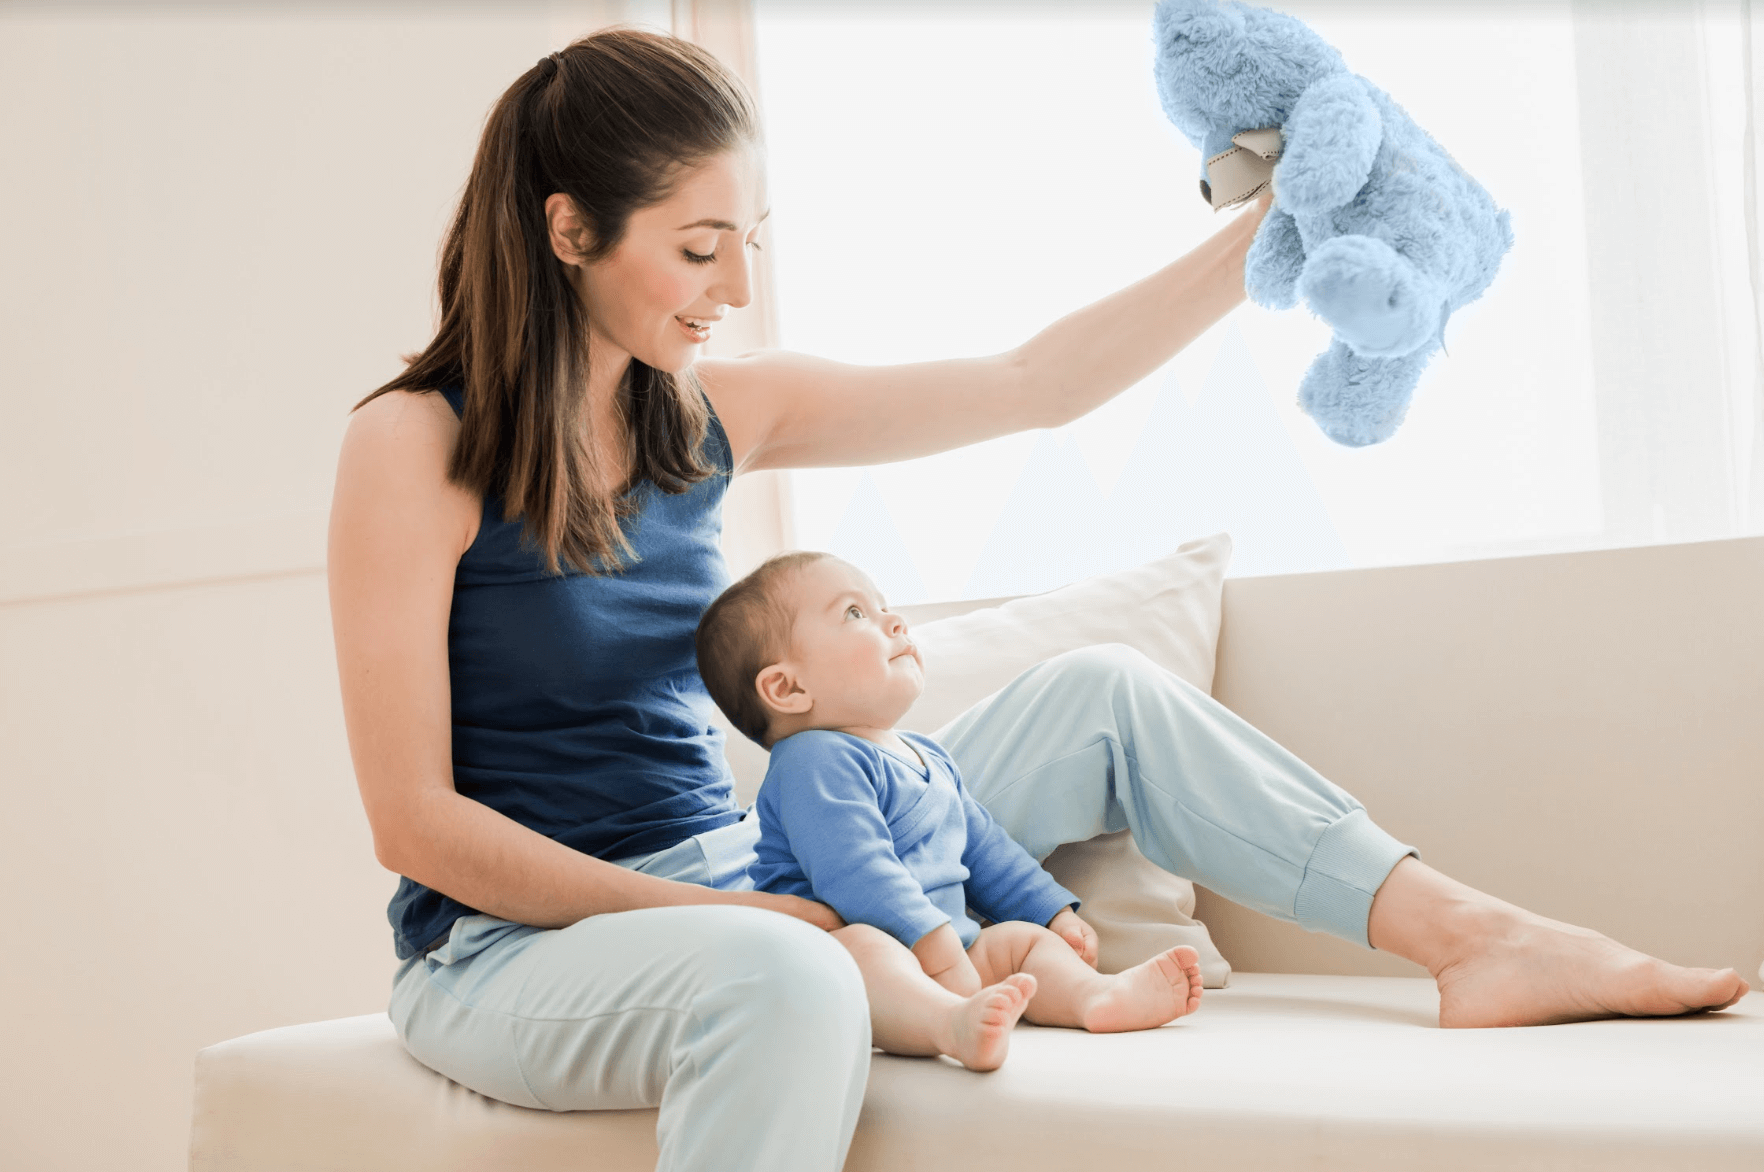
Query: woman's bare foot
xmin=1369 ymin=859 xmax=1749 ymax=1028
xmin=944 ymin=973 xmax=1036 ymax=1071
xmin=1080 ymin=945 xmax=1204 ymax=1033
xmin=1434 ymin=906 xmax=1749 ymax=1029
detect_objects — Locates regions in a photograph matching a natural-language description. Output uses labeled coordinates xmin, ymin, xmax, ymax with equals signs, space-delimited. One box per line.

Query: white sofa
xmin=189 ymin=537 xmax=1764 ymax=1171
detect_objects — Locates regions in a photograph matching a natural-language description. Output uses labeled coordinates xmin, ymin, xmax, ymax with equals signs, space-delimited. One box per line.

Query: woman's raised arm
xmin=700 ymin=197 xmax=1267 ymax=475
xmin=326 ymin=390 xmax=839 ymax=932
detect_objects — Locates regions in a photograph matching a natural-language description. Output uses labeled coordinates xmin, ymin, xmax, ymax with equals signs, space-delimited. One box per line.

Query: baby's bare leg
xmin=832 ymin=924 xmax=1035 ymax=1071
xmin=969 ymin=922 xmax=1203 ymax=1033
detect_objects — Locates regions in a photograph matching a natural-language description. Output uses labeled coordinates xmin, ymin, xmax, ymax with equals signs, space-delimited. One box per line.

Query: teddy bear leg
xmin=1297 ymin=340 xmax=1431 ymax=447
xmin=1244 ymin=204 xmax=1304 ymax=310
xmin=1298 ymin=234 xmax=1445 ymax=358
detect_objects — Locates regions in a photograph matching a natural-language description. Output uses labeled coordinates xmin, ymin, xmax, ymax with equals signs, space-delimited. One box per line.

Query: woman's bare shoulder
xmin=346 ymin=387 xmax=460 ymax=450
xmin=334 ymin=388 xmax=479 ymax=560
xmin=694 ymin=354 xmax=782 ymax=474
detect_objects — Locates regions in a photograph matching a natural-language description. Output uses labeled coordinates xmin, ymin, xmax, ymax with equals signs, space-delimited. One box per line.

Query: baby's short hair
xmin=695 ymin=550 xmax=834 ymax=748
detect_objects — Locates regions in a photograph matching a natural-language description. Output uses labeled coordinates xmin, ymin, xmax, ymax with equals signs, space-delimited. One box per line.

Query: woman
xmin=327 ymin=28 xmax=1747 ymax=1172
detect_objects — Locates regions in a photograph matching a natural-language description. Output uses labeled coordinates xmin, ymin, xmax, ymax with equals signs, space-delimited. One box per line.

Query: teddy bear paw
xmin=1298 ymin=234 xmax=1444 ymax=358
xmin=1298 ymin=341 xmax=1431 ymax=447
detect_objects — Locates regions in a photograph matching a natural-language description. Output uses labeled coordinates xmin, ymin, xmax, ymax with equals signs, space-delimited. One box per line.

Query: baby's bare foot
xmin=1436 ymin=909 xmax=1749 ymax=1029
xmin=1081 ymin=945 xmax=1204 ymax=1033
xmin=946 ymin=973 xmax=1036 ymax=1071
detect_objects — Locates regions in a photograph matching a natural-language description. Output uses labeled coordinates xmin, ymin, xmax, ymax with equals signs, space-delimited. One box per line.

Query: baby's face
xmin=777 ymin=558 xmax=924 ymax=730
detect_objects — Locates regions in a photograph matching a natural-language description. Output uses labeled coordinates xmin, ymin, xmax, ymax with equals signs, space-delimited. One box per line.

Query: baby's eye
xmin=845 ymin=604 xmax=863 ymax=620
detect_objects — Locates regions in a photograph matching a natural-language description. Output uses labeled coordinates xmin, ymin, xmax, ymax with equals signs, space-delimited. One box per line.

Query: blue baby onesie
xmin=749 ymin=729 xmax=1079 ymax=948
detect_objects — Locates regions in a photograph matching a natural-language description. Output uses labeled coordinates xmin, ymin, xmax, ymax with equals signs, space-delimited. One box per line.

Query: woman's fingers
xmin=735 ymin=891 xmax=846 ymax=931
xmin=786 ymin=895 xmax=846 ymax=932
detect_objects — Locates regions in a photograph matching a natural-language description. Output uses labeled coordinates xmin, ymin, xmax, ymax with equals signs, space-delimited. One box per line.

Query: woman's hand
xmin=732 ymin=890 xmax=847 ymax=933
xmin=1048 ymin=906 xmax=1099 ymax=968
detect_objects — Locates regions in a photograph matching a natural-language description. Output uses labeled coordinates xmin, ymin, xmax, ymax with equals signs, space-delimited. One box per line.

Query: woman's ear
xmin=544 ymin=193 xmax=595 ymax=265
xmin=755 ymin=663 xmax=812 ymax=717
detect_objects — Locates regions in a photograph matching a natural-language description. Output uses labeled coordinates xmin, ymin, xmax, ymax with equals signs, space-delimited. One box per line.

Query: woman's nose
xmin=712 ymin=245 xmax=754 ymax=310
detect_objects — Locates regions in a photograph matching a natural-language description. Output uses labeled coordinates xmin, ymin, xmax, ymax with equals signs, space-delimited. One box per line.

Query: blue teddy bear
xmin=1152 ymin=0 xmax=1513 ymax=446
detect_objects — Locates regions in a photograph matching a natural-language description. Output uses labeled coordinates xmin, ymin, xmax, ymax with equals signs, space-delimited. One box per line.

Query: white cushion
xmin=899 ymin=532 xmax=1234 ymax=985
xmin=896 ymin=531 xmax=1231 ymax=732
xmin=191 ymin=977 xmax=1764 ymax=1172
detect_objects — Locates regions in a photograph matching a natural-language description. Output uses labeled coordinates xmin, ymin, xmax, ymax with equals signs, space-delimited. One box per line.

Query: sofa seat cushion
xmin=191 ymin=974 xmax=1763 ymax=1172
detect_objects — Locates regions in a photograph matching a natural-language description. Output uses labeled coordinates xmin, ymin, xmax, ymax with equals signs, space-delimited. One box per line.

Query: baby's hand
xmin=1047 ymin=907 xmax=1098 ymax=968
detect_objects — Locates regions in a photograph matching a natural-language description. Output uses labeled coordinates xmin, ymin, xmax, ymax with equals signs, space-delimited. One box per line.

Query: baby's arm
xmin=944 ymin=759 xmax=1085 ymax=947
xmin=767 ymin=736 xmax=965 ymax=973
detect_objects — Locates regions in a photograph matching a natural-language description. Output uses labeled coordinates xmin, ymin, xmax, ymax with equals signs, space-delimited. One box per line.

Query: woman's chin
xmin=648 ymin=350 xmax=698 ymax=376
xmin=623 ymin=338 xmax=698 ymax=375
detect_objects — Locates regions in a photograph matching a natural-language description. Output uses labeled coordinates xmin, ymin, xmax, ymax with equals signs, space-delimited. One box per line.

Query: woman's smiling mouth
xmin=675 ymin=315 xmax=716 ymax=342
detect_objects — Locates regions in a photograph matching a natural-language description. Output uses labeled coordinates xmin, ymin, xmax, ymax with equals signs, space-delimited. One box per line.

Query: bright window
xmin=754 ymin=2 xmax=1739 ymax=602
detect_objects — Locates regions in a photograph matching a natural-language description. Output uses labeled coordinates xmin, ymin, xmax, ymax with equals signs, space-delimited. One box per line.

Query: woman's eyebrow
xmin=675 ymin=208 xmax=772 ymax=231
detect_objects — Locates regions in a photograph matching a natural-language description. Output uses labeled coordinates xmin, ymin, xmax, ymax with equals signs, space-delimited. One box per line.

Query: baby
xmin=695 ymin=550 xmax=1203 ymax=1072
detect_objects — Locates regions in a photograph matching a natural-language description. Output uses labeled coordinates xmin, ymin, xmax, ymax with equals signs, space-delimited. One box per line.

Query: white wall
xmin=0 ymin=7 xmax=622 ymax=1170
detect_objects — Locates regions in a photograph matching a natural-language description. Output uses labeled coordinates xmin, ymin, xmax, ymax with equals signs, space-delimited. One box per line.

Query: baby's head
xmin=696 ymin=551 xmax=924 ymax=748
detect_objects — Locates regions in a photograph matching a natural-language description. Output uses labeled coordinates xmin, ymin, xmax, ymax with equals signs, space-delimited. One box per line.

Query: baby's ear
xmin=754 ymin=663 xmax=813 ymax=716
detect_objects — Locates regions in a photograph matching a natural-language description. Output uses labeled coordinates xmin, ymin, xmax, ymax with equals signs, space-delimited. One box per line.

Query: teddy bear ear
xmin=1153 ymin=0 xmax=1248 ymax=49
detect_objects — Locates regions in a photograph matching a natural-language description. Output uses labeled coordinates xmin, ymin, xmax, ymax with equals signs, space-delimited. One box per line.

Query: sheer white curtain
xmin=1573 ymin=0 xmax=1763 ymax=545
xmin=748 ymin=0 xmax=1764 ymax=604
xmin=1727 ymin=0 xmax=1764 ymax=529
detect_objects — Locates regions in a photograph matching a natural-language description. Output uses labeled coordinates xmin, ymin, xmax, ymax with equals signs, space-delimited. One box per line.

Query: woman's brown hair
xmin=357 ymin=28 xmax=760 ymax=575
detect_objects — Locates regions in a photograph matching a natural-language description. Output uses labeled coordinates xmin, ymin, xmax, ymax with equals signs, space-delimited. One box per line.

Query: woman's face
xmin=560 ymin=147 xmax=769 ymax=377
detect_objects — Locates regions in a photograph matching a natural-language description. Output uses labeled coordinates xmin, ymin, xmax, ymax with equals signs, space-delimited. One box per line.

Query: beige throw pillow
xmin=897 ymin=533 xmax=1234 ymax=987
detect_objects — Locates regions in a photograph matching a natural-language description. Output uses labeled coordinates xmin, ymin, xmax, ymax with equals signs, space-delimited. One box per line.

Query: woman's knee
xmin=1044 ymin=643 xmax=1188 ymax=698
xmin=700 ymin=907 xmax=869 ymax=1035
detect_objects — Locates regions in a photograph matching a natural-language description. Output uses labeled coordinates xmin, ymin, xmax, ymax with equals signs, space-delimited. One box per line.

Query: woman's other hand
xmin=735 ymin=890 xmax=847 ymax=932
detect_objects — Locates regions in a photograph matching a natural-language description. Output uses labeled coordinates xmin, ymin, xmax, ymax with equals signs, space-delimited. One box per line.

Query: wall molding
xmin=0 ymin=510 xmax=329 ymax=608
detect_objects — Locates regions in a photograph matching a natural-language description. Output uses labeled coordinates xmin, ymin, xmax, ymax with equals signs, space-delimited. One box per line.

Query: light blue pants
xmin=389 ymin=644 xmax=1416 ymax=1172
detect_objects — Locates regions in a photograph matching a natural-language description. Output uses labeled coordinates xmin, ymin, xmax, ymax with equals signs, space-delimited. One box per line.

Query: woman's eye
xmin=686 ymin=238 xmax=761 ymax=264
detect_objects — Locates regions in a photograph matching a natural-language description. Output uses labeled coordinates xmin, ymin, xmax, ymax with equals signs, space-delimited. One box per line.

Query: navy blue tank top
xmin=387 ymin=384 xmax=742 ymax=959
